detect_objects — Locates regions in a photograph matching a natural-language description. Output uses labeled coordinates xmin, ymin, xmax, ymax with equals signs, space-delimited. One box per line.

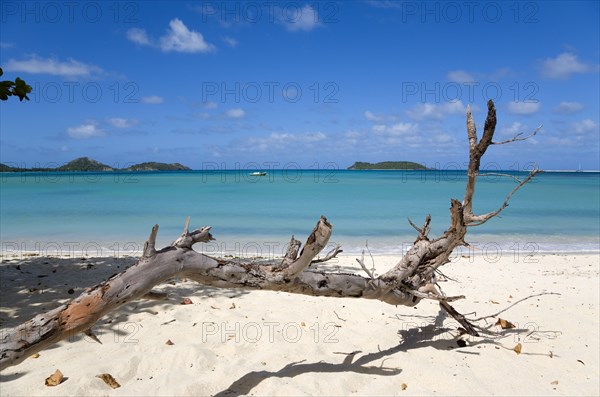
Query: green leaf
xmin=0 ymin=68 xmax=31 ymax=102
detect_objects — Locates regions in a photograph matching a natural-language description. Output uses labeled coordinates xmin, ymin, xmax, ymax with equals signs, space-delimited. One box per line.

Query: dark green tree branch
xmin=0 ymin=67 xmax=32 ymax=101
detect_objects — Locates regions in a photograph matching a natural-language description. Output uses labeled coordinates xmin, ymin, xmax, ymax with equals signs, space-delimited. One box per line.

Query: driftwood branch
xmin=0 ymin=100 xmax=540 ymax=371
xmin=408 ymin=215 xmax=431 ymax=242
xmin=478 ymin=172 xmax=524 ymax=183
xmin=467 ymin=292 xmax=561 ymax=322
xmin=465 ymin=169 xmax=540 ymax=226
xmin=492 ymin=124 xmax=542 ymax=145
xmin=311 ymin=244 xmax=343 ymax=264
xmin=356 ymin=257 xmax=375 ymax=280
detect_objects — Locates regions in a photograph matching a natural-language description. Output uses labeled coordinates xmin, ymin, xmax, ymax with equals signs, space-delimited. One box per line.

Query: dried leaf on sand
xmin=495 ymin=318 xmax=516 ymax=329
xmin=514 ymin=343 xmax=522 ymax=355
xmin=45 ymin=369 xmax=64 ymax=386
xmin=96 ymin=373 xmax=121 ymax=389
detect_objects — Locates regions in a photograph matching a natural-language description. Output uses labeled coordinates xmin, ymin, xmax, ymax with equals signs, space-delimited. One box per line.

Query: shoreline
xmin=2 ymin=247 xmax=600 ymax=263
xmin=2 ymin=235 xmax=600 ymax=262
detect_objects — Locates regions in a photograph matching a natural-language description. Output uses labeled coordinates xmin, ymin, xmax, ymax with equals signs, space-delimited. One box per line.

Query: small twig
xmin=408 ymin=215 xmax=431 ymax=241
xmin=468 ymin=323 xmax=505 ymax=337
xmin=408 ymin=289 xmax=465 ymax=302
xmin=492 ymin=124 xmax=542 ymax=145
xmin=479 ymin=172 xmax=523 ymax=183
xmin=356 ymin=257 xmax=374 ymax=279
xmin=333 ymin=310 xmax=347 ymax=322
xmin=466 ymin=168 xmax=540 ymax=226
xmin=365 ymin=241 xmax=376 ymax=276
xmin=84 ymin=329 xmax=102 ymax=344
xmin=439 ymin=301 xmax=479 ymax=336
xmin=183 ymin=216 xmax=190 ymax=236
xmin=434 ymin=268 xmax=459 ymax=283
xmin=311 ymin=244 xmax=343 ymax=264
xmin=468 ymin=292 xmax=561 ymax=322
xmin=408 ymin=218 xmax=422 ymax=233
xmin=526 ymin=330 xmax=562 ymax=340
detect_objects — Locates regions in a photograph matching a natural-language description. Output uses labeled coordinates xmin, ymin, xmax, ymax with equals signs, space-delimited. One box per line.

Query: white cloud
xmin=127 ymin=19 xmax=215 ymax=53
xmin=434 ymin=133 xmax=453 ymax=143
xmin=160 ymin=19 xmax=215 ymax=53
xmin=3 ymin=55 xmax=103 ymax=77
xmin=447 ymin=68 xmax=513 ymax=83
xmin=127 ymin=28 xmax=152 ymax=45
xmin=364 ymin=110 xmax=398 ymax=123
xmin=141 ymin=95 xmax=164 ymax=104
xmin=203 ymin=101 xmax=218 ymax=109
xmin=447 ymin=70 xmax=476 ymax=83
xmin=406 ymin=101 xmax=465 ymax=120
xmin=274 ymin=132 xmax=326 ymax=143
xmin=488 ymin=68 xmax=513 ymax=80
xmin=108 ymin=118 xmax=138 ymax=128
xmin=225 ymin=108 xmax=245 ymax=118
xmin=507 ymin=101 xmax=541 ymax=115
xmin=553 ymin=101 xmax=584 ymax=115
xmin=364 ymin=111 xmax=385 ymax=122
xmin=67 ymin=123 xmax=105 ymax=139
xmin=365 ymin=120 xmax=461 ymax=149
xmin=221 ymin=36 xmax=238 ymax=48
xmin=0 ymin=42 xmax=14 ymax=49
xmin=303 ymin=132 xmax=326 ymax=142
xmin=540 ymin=52 xmax=590 ymax=79
xmin=238 ymin=131 xmax=327 ymax=152
xmin=344 ymin=130 xmax=363 ymax=139
xmin=278 ymin=5 xmax=321 ymax=32
xmin=372 ymin=122 xmax=418 ymax=136
xmin=572 ymin=119 xmax=598 ymax=134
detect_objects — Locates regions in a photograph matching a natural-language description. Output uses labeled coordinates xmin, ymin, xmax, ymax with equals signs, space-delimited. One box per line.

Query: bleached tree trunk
xmin=0 ymin=100 xmax=538 ymax=371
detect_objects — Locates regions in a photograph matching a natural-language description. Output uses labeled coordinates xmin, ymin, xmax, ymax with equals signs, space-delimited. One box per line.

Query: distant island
xmin=347 ymin=161 xmax=430 ymax=170
xmin=125 ymin=162 xmax=191 ymax=171
xmin=0 ymin=157 xmax=192 ymax=172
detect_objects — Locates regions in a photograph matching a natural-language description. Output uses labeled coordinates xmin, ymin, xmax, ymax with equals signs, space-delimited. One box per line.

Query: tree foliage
xmin=0 ymin=67 xmax=32 ymax=101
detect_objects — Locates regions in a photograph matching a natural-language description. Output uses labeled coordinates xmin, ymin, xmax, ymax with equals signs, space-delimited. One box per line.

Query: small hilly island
xmin=0 ymin=157 xmax=191 ymax=172
xmin=347 ymin=161 xmax=430 ymax=170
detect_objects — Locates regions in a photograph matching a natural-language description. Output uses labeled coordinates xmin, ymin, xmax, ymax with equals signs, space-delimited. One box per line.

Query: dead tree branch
xmin=0 ymin=100 xmax=540 ymax=371
xmin=492 ymin=124 xmax=542 ymax=145
xmin=465 ymin=169 xmax=540 ymax=226
xmin=311 ymin=244 xmax=343 ymax=264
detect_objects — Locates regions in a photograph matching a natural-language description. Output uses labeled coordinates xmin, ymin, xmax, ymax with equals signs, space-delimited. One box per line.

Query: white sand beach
xmin=0 ymin=252 xmax=598 ymax=396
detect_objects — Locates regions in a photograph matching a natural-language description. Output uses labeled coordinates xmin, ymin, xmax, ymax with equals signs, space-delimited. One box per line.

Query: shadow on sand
xmin=0 ymin=255 xmax=250 ymax=330
xmin=214 ymin=306 xmax=544 ymax=396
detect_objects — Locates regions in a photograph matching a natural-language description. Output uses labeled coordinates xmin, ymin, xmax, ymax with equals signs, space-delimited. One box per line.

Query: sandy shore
xmin=0 ymin=252 xmax=598 ymax=396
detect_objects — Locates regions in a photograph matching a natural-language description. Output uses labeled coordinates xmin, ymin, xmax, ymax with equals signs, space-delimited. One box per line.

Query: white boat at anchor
xmin=249 ymin=171 xmax=267 ymax=176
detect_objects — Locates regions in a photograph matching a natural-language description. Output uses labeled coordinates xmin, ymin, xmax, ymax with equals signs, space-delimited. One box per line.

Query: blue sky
xmin=1 ymin=1 xmax=599 ymax=170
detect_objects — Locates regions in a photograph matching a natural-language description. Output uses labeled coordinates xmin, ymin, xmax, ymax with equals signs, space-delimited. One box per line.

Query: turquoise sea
xmin=1 ymin=170 xmax=598 ymax=257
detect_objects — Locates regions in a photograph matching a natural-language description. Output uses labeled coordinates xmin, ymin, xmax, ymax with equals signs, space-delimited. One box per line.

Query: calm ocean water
xmin=1 ymin=170 xmax=598 ymax=257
